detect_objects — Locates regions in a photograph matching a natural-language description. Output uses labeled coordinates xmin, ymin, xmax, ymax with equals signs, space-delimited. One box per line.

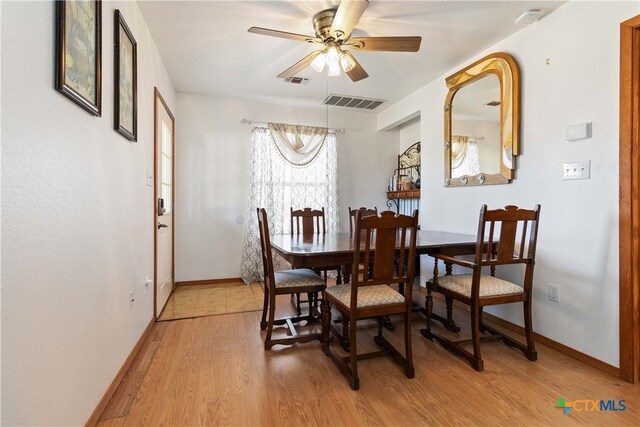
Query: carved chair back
xmin=348 ymin=206 xmax=378 ymax=233
xmin=474 ymin=204 xmax=541 ymax=292
xmin=350 ymin=210 xmax=419 ymax=311
xmin=290 ymin=207 xmax=325 ymax=235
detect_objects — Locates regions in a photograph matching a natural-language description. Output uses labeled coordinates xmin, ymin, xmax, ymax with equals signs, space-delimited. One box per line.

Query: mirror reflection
xmin=450 ymin=74 xmax=501 ymax=179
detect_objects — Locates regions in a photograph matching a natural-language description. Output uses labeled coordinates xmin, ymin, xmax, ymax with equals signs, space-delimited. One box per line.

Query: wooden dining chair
xmin=321 ymin=210 xmax=419 ymax=390
xmin=421 ymin=204 xmax=541 ymax=371
xmin=291 ymin=207 xmax=326 ymax=235
xmin=348 ymin=206 xmax=378 ymax=233
xmin=290 ymin=207 xmax=342 ymax=314
xmin=257 ymin=208 xmax=327 ymax=350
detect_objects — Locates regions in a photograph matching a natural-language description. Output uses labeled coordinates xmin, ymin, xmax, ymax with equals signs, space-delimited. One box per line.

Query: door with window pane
xmin=154 ymin=89 xmax=175 ymax=318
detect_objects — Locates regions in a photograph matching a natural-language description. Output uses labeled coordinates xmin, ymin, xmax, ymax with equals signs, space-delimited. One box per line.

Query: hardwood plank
xmin=98 ymin=289 xmax=640 ymax=426
xmin=100 ymin=323 xmax=168 ymax=420
xmin=95 ymin=416 xmax=126 ymax=427
xmin=86 ymin=319 xmax=155 ymax=426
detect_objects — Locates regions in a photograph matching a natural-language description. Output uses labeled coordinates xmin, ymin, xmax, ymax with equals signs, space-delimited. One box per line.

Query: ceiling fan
xmin=248 ymin=0 xmax=421 ymax=82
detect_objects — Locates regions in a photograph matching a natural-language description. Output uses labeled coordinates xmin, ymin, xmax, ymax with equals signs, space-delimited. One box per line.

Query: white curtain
xmin=241 ymin=126 xmax=339 ymax=283
xmin=451 ymin=135 xmax=481 ymax=178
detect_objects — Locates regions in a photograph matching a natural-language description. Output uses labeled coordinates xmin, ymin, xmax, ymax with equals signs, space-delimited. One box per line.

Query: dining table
xmin=270 ymin=230 xmax=480 ymax=272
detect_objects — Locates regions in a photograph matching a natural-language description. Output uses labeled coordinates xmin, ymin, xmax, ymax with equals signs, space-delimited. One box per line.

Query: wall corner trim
xmin=84 ymin=318 xmax=156 ymax=427
xmin=175 ymin=277 xmax=244 ymax=287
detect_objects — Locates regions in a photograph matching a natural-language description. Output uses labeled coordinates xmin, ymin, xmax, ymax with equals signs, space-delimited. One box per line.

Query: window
xmin=241 ymin=127 xmax=339 ymax=283
xmin=160 ymin=121 xmax=172 ymax=213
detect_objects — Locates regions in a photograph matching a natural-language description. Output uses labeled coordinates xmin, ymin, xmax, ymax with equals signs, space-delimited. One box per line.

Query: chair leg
xmin=290 ymin=294 xmax=301 ymax=315
xmin=321 ymin=296 xmax=331 ymax=355
xmin=420 ymin=287 xmax=434 ymax=339
xmin=377 ymin=316 xmax=384 ymax=336
xmin=265 ymin=290 xmax=277 ymax=350
xmin=307 ymin=292 xmax=316 ymax=319
xmin=523 ymin=298 xmax=538 ymax=361
xmin=443 ymin=296 xmax=461 ymax=332
xmin=349 ymin=316 xmax=359 ymax=390
xmin=479 ymin=306 xmax=486 ymax=332
xmin=295 ymin=293 xmax=302 ymax=315
xmin=342 ymin=315 xmax=350 ymax=352
xmin=260 ymin=282 xmax=269 ymax=330
xmin=445 ymin=296 xmax=454 ymax=323
xmin=404 ymin=312 xmax=415 ymax=378
xmin=470 ymin=304 xmax=484 ymax=371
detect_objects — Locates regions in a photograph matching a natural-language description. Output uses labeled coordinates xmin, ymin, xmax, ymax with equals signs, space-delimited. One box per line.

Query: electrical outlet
xmin=548 ymin=284 xmax=559 ymax=303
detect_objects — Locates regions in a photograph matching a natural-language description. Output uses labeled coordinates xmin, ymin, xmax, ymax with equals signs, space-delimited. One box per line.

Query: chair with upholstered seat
xmin=321 ymin=210 xmax=419 ymax=390
xmin=421 ymin=204 xmax=541 ymax=371
xmin=290 ymin=207 xmax=342 ymax=315
xmin=257 ymin=208 xmax=327 ymax=350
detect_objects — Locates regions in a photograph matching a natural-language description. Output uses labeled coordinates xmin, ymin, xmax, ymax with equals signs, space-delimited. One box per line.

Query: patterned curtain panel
xmin=240 ymin=127 xmax=339 ymax=283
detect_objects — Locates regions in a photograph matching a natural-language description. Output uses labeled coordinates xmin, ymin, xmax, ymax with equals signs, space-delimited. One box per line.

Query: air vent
xmin=286 ymin=76 xmax=309 ymax=84
xmin=322 ymin=94 xmax=384 ymax=110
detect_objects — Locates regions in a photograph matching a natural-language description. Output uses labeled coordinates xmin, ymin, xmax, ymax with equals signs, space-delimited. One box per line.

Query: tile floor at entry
xmin=158 ymin=282 xmax=263 ymax=321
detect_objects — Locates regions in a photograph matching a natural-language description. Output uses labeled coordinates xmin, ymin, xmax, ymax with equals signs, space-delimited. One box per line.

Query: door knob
xmin=157 ymin=223 xmax=168 ymax=229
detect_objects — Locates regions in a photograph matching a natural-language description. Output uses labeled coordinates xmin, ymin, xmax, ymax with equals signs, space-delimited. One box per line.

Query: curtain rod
xmin=241 ymin=118 xmax=345 ymax=133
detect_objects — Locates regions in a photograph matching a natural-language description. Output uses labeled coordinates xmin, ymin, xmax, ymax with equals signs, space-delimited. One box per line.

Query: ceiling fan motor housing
xmin=313 ymin=9 xmax=338 ymax=41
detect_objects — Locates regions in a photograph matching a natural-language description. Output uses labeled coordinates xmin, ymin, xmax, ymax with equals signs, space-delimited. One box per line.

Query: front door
xmin=154 ymin=88 xmax=175 ymax=318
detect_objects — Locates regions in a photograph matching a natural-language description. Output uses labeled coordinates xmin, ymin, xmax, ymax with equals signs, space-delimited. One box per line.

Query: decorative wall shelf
xmin=386 ymin=142 xmax=421 ymax=213
xmin=386 ymin=190 xmax=421 ymax=199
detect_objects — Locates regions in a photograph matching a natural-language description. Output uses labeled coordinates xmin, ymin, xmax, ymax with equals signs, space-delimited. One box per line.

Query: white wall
xmin=1 ymin=1 xmax=175 ymax=424
xmin=399 ymin=115 xmax=421 ymax=154
xmin=378 ymin=0 xmax=637 ymax=367
xmin=175 ymin=94 xmax=398 ymax=281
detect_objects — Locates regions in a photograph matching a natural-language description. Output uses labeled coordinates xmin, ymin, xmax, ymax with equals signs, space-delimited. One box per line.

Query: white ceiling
xmin=138 ymin=0 xmax=566 ymax=112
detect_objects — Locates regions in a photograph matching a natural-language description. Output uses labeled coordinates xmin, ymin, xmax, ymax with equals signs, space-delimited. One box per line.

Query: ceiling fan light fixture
xmin=326 ymin=45 xmax=340 ymax=67
xmin=327 ymin=61 xmax=341 ymax=76
xmin=310 ymin=51 xmax=327 ymax=72
xmin=339 ymin=51 xmax=356 ymax=72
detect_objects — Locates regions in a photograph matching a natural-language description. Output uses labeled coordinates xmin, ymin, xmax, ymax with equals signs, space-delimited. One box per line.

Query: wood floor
xmin=98 ymin=286 xmax=639 ymax=426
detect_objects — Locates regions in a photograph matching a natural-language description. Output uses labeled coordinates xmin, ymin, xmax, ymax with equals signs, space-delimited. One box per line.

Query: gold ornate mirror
xmin=444 ymin=52 xmax=520 ymax=187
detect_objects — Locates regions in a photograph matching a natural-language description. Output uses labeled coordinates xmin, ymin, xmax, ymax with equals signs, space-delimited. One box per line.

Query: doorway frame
xmin=619 ymin=15 xmax=640 ymax=384
xmin=153 ymin=87 xmax=176 ymax=318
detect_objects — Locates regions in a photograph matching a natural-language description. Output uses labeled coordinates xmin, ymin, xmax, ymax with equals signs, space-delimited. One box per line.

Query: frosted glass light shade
xmin=339 ymin=52 xmax=356 ymax=72
xmin=310 ymin=52 xmax=326 ymax=72
xmin=327 ymin=61 xmax=341 ymax=76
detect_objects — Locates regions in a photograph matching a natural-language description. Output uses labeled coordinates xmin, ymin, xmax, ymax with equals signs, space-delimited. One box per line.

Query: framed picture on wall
xmin=114 ymin=9 xmax=137 ymax=141
xmin=55 ymin=0 xmax=102 ymax=116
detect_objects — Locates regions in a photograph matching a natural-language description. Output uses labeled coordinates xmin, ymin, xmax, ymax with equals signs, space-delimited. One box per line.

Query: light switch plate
xmin=562 ymin=160 xmax=591 ymax=180
xmin=146 ymin=169 xmax=154 ymax=187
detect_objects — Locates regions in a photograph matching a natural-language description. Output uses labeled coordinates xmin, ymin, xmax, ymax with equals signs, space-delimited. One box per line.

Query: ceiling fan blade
xmin=348 ymin=36 xmax=422 ymax=52
xmin=330 ymin=0 xmax=369 ymax=41
xmin=248 ymin=27 xmax=321 ymax=43
xmin=344 ymin=51 xmax=369 ymax=82
xmin=277 ymin=51 xmax=322 ymax=79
